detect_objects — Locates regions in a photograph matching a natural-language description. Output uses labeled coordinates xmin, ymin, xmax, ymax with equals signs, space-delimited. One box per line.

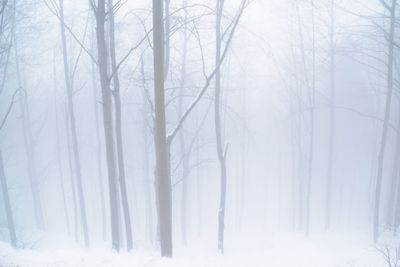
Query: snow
xmin=0 ymin=232 xmax=388 ymax=267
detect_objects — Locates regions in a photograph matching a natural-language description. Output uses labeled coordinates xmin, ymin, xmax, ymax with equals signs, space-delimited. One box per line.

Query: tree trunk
xmin=386 ymin=101 xmax=400 ymax=229
xmin=178 ymin=5 xmax=189 ymax=245
xmin=65 ymin=104 xmax=79 ymax=241
xmin=0 ymin=151 xmax=17 ymax=247
xmin=108 ymin=0 xmax=133 ymax=251
xmin=215 ymin=0 xmax=228 ymax=254
xmin=373 ymin=0 xmax=397 ymax=243
xmin=140 ymin=56 xmax=155 ymax=244
xmin=153 ymin=0 xmax=172 ymax=257
xmin=325 ymin=0 xmax=335 ymax=231
xmin=91 ymin=32 xmax=107 ymax=241
xmin=93 ymin=0 xmax=120 ymax=251
xmin=304 ymin=0 xmax=316 ymax=236
xmin=53 ymin=74 xmax=70 ymax=235
xmin=58 ymin=0 xmax=89 ymax=247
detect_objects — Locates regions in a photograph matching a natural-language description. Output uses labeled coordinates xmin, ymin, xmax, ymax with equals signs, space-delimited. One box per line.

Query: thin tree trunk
xmin=325 ymin=0 xmax=335 ymax=231
xmin=305 ymin=0 xmax=316 ymax=236
xmin=93 ymin=0 xmax=120 ymax=251
xmin=91 ymin=31 xmax=107 ymax=241
xmin=53 ymin=64 xmax=70 ymax=235
xmin=373 ymin=0 xmax=397 ymax=243
xmin=386 ymin=101 xmax=400 ymax=229
xmin=238 ymin=81 xmax=246 ymax=231
xmin=215 ymin=0 xmax=228 ymax=254
xmin=108 ymin=0 xmax=133 ymax=251
xmin=391 ymin=148 xmax=400 ymax=234
xmin=65 ymin=104 xmax=79 ymax=241
xmin=178 ymin=4 xmax=189 ymax=245
xmin=0 ymin=151 xmax=17 ymax=247
xmin=293 ymin=0 xmax=304 ymax=232
xmin=295 ymin=0 xmax=314 ymax=234
xmin=58 ymin=0 xmax=89 ymax=247
xmin=140 ymin=56 xmax=154 ymax=244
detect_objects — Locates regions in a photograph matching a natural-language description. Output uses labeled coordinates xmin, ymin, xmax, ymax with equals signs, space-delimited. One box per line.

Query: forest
xmin=0 ymin=0 xmax=399 ymax=266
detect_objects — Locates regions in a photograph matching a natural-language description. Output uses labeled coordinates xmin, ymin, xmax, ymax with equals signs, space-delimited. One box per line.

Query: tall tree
xmin=91 ymin=0 xmax=121 ymax=251
xmin=108 ymin=0 xmax=133 ymax=251
xmin=373 ymin=0 xmax=397 ymax=243
xmin=325 ymin=0 xmax=336 ymax=231
xmin=58 ymin=0 xmax=89 ymax=247
xmin=151 ymin=0 xmax=247 ymax=256
xmin=215 ymin=0 xmax=228 ymax=254
xmin=53 ymin=63 xmax=70 ymax=235
xmin=304 ymin=0 xmax=316 ymax=236
xmin=152 ymin=0 xmax=172 ymax=257
xmin=0 ymin=0 xmax=17 ymax=248
xmin=178 ymin=0 xmax=189 ymax=245
xmin=90 ymin=28 xmax=107 ymax=241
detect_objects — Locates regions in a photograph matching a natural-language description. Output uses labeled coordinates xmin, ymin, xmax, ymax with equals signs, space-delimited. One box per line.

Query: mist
xmin=0 ymin=0 xmax=398 ymax=266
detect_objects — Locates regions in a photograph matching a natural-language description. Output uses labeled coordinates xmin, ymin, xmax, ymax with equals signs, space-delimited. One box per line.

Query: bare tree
xmin=152 ymin=0 xmax=172 ymax=256
xmin=373 ymin=0 xmax=397 ymax=243
xmin=0 ymin=0 xmax=17 ymax=247
xmin=215 ymin=0 xmax=228 ymax=254
xmin=325 ymin=0 xmax=336 ymax=231
xmin=108 ymin=0 xmax=133 ymax=251
xmin=57 ymin=0 xmax=89 ymax=247
xmin=53 ymin=61 xmax=70 ymax=235
xmin=178 ymin=0 xmax=190 ymax=245
xmin=90 ymin=27 xmax=107 ymax=241
xmin=151 ymin=0 xmax=247 ymax=257
xmin=91 ymin=0 xmax=121 ymax=251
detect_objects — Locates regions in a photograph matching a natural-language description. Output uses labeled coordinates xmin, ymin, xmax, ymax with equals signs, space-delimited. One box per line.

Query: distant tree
xmin=107 ymin=0 xmax=133 ymax=251
xmin=373 ymin=0 xmax=397 ymax=243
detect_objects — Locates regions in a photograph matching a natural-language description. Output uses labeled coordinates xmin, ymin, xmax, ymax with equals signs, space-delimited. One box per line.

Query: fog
xmin=0 ymin=0 xmax=398 ymax=266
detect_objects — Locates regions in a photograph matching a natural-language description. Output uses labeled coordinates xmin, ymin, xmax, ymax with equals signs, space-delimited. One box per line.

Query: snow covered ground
xmin=0 ymin=232 xmax=388 ymax=267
